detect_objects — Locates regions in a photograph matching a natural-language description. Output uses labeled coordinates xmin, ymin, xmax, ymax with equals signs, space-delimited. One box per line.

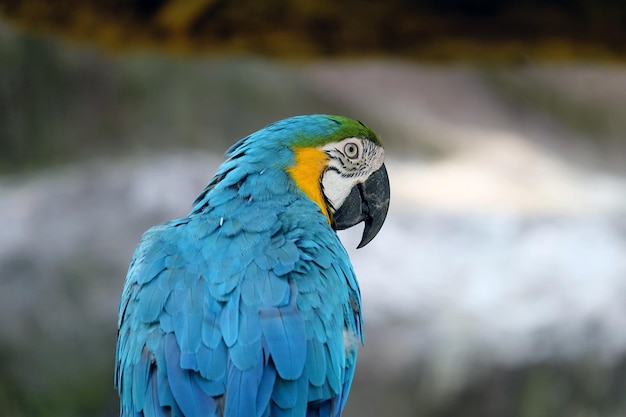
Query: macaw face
xmin=320 ymin=137 xmax=389 ymax=248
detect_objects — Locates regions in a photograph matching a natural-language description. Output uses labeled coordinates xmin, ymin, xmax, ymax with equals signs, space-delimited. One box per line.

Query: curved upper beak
xmin=332 ymin=164 xmax=390 ymax=248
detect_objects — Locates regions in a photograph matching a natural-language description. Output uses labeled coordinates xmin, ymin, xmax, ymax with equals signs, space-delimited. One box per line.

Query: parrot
xmin=115 ymin=114 xmax=390 ymax=417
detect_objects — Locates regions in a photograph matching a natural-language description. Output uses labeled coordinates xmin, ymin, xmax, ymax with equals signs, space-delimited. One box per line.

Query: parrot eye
xmin=343 ymin=142 xmax=360 ymax=159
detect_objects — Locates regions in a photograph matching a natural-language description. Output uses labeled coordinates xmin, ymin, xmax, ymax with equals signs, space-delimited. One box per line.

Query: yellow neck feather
xmin=287 ymin=147 xmax=330 ymax=221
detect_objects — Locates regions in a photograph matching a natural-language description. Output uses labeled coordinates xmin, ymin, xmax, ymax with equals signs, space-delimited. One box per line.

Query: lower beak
xmin=332 ymin=164 xmax=390 ymax=248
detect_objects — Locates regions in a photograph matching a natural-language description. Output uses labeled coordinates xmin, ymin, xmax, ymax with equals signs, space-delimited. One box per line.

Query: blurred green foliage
xmin=0 ymin=24 xmax=344 ymax=174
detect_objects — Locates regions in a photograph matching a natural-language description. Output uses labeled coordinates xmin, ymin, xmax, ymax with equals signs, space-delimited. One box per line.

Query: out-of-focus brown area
xmin=0 ymin=0 xmax=625 ymax=60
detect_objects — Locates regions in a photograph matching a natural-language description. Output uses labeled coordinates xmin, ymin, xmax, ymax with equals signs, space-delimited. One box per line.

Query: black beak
xmin=332 ymin=164 xmax=390 ymax=248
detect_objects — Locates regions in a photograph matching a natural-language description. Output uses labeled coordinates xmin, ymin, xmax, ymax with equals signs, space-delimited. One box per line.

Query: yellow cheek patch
xmin=287 ymin=147 xmax=331 ymax=221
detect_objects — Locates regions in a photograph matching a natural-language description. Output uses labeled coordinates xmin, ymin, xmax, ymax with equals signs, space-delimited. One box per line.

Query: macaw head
xmin=275 ymin=114 xmax=390 ymax=248
xmin=196 ymin=115 xmax=390 ymax=248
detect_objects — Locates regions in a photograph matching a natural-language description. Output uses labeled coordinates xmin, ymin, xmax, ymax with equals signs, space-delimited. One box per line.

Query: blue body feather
xmin=116 ymin=115 xmax=365 ymax=417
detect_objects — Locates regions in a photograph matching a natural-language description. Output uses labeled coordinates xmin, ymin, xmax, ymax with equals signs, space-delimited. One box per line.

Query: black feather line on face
xmin=325 ymin=148 xmax=371 ymax=180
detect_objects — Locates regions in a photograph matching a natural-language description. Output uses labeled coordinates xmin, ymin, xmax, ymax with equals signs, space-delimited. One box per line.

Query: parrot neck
xmin=286 ymin=147 xmax=331 ymax=222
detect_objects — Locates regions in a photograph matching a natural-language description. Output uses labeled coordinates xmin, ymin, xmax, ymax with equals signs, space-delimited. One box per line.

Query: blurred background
xmin=1 ymin=1 xmax=626 ymax=416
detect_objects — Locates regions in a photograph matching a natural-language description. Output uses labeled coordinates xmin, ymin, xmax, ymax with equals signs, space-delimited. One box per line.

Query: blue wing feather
xmin=141 ymin=369 xmax=168 ymax=417
xmin=220 ymin=288 xmax=240 ymax=348
xmin=272 ymin=375 xmax=308 ymax=417
xmin=256 ymin=362 xmax=277 ymax=417
xmin=201 ymin=311 xmax=223 ymax=349
xmin=224 ymin=353 xmax=265 ymax=417
xmin=230 ymin=311 xmax=262 ymax=370
xmin=305 ymin=339 xmax=327 ymax=388
xmin=259 ymin=306 xmax=307 ymax=381
xmin=132 ymin=347 xmax=151 ymax=407
xmin=165 ymin=333 xmax=219 ymax=417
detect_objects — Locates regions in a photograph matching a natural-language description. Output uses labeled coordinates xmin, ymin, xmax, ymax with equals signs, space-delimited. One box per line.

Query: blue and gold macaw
xmin=115 ymin=115 xmax=390 ymax=417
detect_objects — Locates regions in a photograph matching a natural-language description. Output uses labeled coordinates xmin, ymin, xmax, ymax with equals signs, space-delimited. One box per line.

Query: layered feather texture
xmin=116 ymin=116 xmax=366 ymax=417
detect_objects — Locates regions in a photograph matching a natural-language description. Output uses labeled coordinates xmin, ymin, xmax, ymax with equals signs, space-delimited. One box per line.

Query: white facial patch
xmin=320 ymin=138 xmax=385 ymax=213
xmin=321 ymin=169 xmax=354 ymax=212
